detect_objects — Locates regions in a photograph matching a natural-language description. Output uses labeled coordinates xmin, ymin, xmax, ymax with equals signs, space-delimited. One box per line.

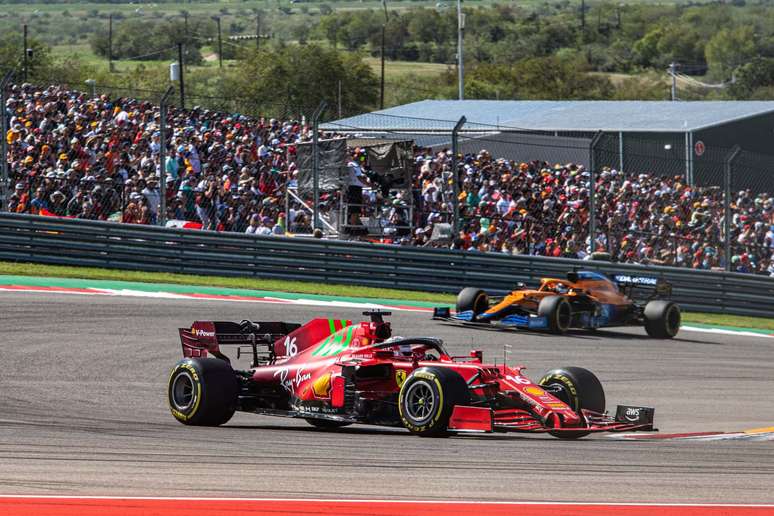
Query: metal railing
xmin=0 ymin=213 xmax=772 ymax=318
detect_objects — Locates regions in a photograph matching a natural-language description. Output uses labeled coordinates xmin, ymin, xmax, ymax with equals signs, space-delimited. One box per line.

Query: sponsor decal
xmin=506 ymin=375 xmax=531 ymax=385
xmin=625 ymin=407 xmax=641 ymax=422
xmin=191 ymin=328 xmax=215 ymax=338
xmin=613 ymin=275 xmax=657 ymax=286
xmin=274 ymin=367 xmax=312 ymax=393
xmin=312 ymin=374 xmax=331 ymax=397
xmin=395 ymin=369 xmax=407 ymax=387
xmin=524 ymin=386 xmax=546 ymax=396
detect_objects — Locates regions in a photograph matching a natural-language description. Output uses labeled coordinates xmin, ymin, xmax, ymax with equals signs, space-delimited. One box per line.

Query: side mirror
xmin=469 ymin=350 xmax=483 ymax=363
xmin=514 ymin=282 xmax=526 ymax=290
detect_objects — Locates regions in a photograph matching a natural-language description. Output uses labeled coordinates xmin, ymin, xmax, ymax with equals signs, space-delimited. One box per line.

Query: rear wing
xmin=179 ymin=320 xmax=302 ymax=365
xmin=179 ymin=318 xmax=352 ymax=366
xmin=611 ymin=274 xmax=672 ymax=299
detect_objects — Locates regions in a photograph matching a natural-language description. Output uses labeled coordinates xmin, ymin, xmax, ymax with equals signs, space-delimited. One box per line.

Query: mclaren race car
xmin=168 ymin=311 xmax=655 ymax=437
xmin=433 ymin=270 xmax=681 ymax=338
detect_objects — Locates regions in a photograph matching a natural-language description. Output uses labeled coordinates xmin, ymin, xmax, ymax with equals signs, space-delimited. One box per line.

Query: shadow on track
xmin=224 ymin=423 xmax=569 ymax=441
xmin=583 ymin=329 xmax=715 ymax=345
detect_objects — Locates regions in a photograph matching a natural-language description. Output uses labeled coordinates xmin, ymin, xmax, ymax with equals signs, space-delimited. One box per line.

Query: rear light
xmin=331 ymin=376 xmax=346 ymax=407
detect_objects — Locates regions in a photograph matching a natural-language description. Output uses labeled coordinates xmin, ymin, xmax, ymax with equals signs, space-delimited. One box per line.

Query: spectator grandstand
xmin=4 ymin=84 xmax=774 ymax=276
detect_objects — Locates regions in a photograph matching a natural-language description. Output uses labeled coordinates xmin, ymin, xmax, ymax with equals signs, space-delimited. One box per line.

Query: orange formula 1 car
xmin=433 ymin=270 xmax=680 ymax=338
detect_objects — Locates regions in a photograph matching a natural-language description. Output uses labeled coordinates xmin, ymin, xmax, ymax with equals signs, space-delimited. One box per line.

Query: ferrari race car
xmin=433 ymin=270 xmax=681 ymax=338
xmin=168 ymin=311 xmax=655 ymax=438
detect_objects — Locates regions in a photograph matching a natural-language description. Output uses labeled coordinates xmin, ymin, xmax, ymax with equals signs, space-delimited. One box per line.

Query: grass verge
xmin=0 ymin=261 xmax=455 ymax=304
xmin=0 ymin=261 xmax=771 ymax=332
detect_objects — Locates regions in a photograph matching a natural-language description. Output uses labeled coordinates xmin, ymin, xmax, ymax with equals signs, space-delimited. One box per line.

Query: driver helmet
xmin=554 ymin=283 xmax=569 ymax=294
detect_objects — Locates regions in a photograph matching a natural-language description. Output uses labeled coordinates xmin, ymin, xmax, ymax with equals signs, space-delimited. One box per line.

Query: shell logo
xmin=524 ymin=386 xmax=545 ymax=396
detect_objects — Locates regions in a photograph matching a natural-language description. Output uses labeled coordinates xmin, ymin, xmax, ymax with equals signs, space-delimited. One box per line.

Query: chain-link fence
xmin=322 ymin=111 xmax=774 ymax=273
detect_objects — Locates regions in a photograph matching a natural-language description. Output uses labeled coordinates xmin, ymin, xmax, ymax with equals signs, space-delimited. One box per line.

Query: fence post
xmin=724 ymin=145 xmax=741 ymax=272
xmin=0 ymin=71 xmax=12 ymax=212
xmin=451 ymin=116 xmax=466 ymax=235
xmin=159 ymin=86 xmax=175 ymax=226
xmin=311 ymin=101 xmax=327 ymax=231
xmin=588 ymin=131 xmax=604 ymax=254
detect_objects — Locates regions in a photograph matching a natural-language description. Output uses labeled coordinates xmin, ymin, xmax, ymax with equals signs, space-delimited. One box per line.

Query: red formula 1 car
xmin=168 ymin=311 xmax=655 ymax=438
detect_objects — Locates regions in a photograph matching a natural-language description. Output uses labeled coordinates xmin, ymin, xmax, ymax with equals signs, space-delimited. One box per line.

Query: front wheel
xmin=539 ymin=366 xmax=606 ymax=439
xmin=456 ymin=287 xmax=489 ymax=322
xmin=538 ymin=295 xmax=572 ymax=334
xmin=168 ymin=358 xmax=239 ymax=426
xmin=398 ymin=367 xmax=470 ymax=437
xmin=644 ymin=300 xmax=681 ymax=339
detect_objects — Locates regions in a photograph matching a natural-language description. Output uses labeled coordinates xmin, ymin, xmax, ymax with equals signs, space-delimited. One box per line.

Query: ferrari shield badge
xmin=395 ymin=369 xmax=407 ymax=387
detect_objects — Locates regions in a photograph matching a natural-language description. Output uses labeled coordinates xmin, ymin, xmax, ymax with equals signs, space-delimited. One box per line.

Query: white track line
xmin=1 ymin=286 xmax=771 ymax=335
xmin=0 ymin=495 xmax=772 ymax=507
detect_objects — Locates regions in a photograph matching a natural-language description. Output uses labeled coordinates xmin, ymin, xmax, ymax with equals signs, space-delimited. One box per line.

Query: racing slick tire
xmin=399 ymin=367 xmax=470 ymax=437
xmin=305 ymin=419 xmax=352 ymax=429
xmin=538 ymin=295 xmax=572 ymax=334
xmin=456 ymin=288 xmax=489 ymax=322
xmin=644 ymin=300 xmax=681 ymax=339
xmin=539 ymin=367 xmax=606 ymax=439
xmin=168 ymin=358 xmax=239 ymax=426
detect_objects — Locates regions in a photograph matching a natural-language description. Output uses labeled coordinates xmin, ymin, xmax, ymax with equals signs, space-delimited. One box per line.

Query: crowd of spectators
xmin=4 ymin=83 xmax=314 ymax=236
xmin=411 ymin=149 xmax=774 ymax=275
xmin=4 ymin=84 xmax=774 ymax=275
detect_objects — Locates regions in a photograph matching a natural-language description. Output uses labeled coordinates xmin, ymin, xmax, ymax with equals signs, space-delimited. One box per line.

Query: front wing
xmin=433 ymin=307 xmax=610 ymax=331
xmin=448 ymin=405 xmax=656 ymax=434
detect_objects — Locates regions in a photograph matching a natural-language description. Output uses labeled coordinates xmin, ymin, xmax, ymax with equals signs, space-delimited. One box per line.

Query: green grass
xmin=0 ymin=261 xmax=772 ymax=332
xmin=362 ymin=57 xmax=450 ymax=81
xmin=0 ymin=261 xmax=455 ymax=304
xmin=51 ymin=43 xmax=447 ymax=82
xmin=680 ymin=313 xmax=774 ymax=332
xmin=50 ymin=44 xmax=230 ymax=72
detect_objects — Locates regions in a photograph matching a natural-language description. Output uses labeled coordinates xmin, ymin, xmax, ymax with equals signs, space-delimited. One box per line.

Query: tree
xmin=225 ymin=44 xmax=378 ymax=116
xmin=467 ymin=56 xmax=614 ymax=100
xmin=705 ymin=27 xmax=757 ymax=79
xmin=0 ymin=33 xmax=51 ymax=81
xmin=633 ymin=25 xmax=704 ymax=68
xmin=89 ymin=18 xmax=209 ymax=65
xmin=728 ymin=57 xmax=774 ymax=99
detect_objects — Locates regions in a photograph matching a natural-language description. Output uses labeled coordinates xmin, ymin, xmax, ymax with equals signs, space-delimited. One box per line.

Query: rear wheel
xmin=456 ymin=287 xmax=489 ymax=322
xmin=539 ymin=367 xmax=605 ymax=439
xmin=538 ymin=295 xmax=572 ymax=334
xmin=399 ymin=367 xmax=470 ymax=437
xmin=644 ymin=300 xmax=681 ymax=339
xmin=168 ymin=358 xmax=238 ymax=426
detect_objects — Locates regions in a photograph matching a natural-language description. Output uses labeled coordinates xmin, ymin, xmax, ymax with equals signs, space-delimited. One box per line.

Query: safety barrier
xmin=0 ymin=213 xmax=772 ymax=318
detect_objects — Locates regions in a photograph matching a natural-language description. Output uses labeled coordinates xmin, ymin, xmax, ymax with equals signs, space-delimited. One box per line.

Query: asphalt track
xmin=1 ymin=291 xmax=774 ymax=503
